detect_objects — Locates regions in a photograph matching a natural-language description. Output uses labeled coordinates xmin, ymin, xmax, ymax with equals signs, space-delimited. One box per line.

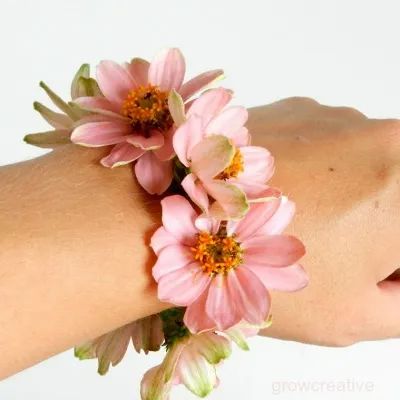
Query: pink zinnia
xmin=173 ymin=88 xmax=275 ymax=219
xmin=71 ymin=48 xmax=223 ymax=194
xmin=151 ymin=195 xmax=308 ymax=333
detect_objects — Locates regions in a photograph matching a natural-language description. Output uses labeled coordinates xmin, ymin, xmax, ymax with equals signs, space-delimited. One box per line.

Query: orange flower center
xmin=121 ymin=85 xmax=173 ymax=131
xmin=216 ymin=149 xmax=244 ymax=180
xmin=191 ymin=231 xmax=243 ymax=275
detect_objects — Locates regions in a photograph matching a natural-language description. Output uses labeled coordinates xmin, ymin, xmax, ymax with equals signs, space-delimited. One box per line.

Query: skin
xmin=0 ymin=97 xmax=399 ymax=379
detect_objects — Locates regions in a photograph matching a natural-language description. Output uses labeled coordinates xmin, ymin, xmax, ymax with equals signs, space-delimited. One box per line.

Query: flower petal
xmin=228 ymin=198 xmax=281 ymax=241
xmin=158 ymin=262 xmax=211 ymax=306
xmin=131 ymin=314 xmax=164 ymax=354
xmin=228 ymin=126 xmax=250 ymax=147
xmin=179 ymin=69 xmax=224 ymax=100
xmin=177 ymin=347 xmax=217 ymax=397
xmin=206 ymin=274 xmax=240 ymax=330
xmin=152 ymin=244 xmax=193 ymax=281
xmin=227 ymin=267 xmax=270 ymax=325
xmin=151 ymin=227 xmax=180 ymax=255
xmin=140 ymin=343 xmax=183 ymax=400
xmin=39 ymin=81 xmax=78 ymax=119
xmin=73 ymin=96 xmax=120 ymax=114
xmin=154 ymin=127 xmax=175 ymax=161
xmin=239 ymin=146 xmax=275 ymax=183
xmin=70 ymin=63 xmax=90 ymax=99
xmin=135 ymin=152 xmax=173 ymax=195
xmin=193 ymin=333 xmax=231 ymax=365
xmin=243 ymin=235 xmax=306 ymax=267
xmin=173 ymin=115 xmax=204 ymax=167
xmin=160 ymin=195 xmax=198 ymax=244
xmin=33 ymin=101 xmax=72 ymax=129
xmin=190 ymin=135 xmax=234 ymax=180
xmin=194 ymin=214 xmax=220 ymax=235
xmin=184 ymin=290 xmax=217 ymax=333
xmin=125 ymin=57 xmax=150 ymax=85
xmin=256 ymin=196 xmax=296 ymax=235
xmin=75 ymin=325 xmax=132 ymax=375
xmin=96 ymin=60 xmax=136 ymax=107
xmin=205 ymin=181 xmax=249 ymax=220
xmin=205 ymin=106 xmax=248 ymax=137
xmin=245 ymin=263 xmax=309 ymax=291
xmin=24 ymin=129 xmax=71 ymax=148
xmin=168 ymin=89 xmax=186 ymax=126
xmin=100 ymin=143 xmax=145 ymax=167
xmin=149 ymin=48 xmax=185 ymax=91
xmin=71 ymin=121 xmax=131 ymax=147
xmin=187 ymin=87 xmax=232 ymax=126
xmin=126 ymin=130 xmax=164 ymax=150
xmin=181 ymin=174 xmax=209 ymax=213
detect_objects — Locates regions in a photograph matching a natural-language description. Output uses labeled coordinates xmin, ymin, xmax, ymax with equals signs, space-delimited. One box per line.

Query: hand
xmin=249 ymin=97 xmax=400 ymax=346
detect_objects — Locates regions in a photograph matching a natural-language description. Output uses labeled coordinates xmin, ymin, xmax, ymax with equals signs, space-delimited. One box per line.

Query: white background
xmin=1 ymin=0 xmax=400 ymax=399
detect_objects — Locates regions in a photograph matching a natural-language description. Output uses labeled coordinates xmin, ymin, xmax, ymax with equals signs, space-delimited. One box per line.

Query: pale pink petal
xmin=150 ymin=227 xmax=180 ymax=255
xmin=229 ymin=127 xmax=251 ymax=147
xmin=233 ymin=180 xmax=275 ymax=200
xmin=148 ymin=48 xmax=185 ymax=91
xmin=96 ymin=60 xmax=136 ymax=107
xmin=74 ymin=96 xmax=120 ymax=114
xmin=204 ymin=181 xmax=249 ymax=220
xmin=126 ymin=130 xmax=164 ymax=150
xmin=228 ymin=198 xmax=281 ymax=241
xmin=73 ymin=113 xmax=118 ymax=127
xmin=125 ymin=58 xmax=150 ymax=86
xmin=184 ymin=290 xmax=216 ymax=333
xmin=158 ymin=262 xmax=211 ymax=306
xmin=194 ymin=215 xmax=220 ymax=235
xmin=152 ymin=244 xmax=193 ymax=281
xmin=176 ymin=346 xmax=217 ymax=397
xmin=227 ymin=268 xmax=270 ymax=325
xmin=245 ymin=263 xmax=309 ymax=292
xmin=190 ymin=135 xmax=234 ymax=180
xmin=154 ymin=127 xmax=175 ymax=161
xmin=135 ymin=152 xmax=173 ymax=195
xmin=71 ymin=121 xmax=131 ymax=147
xmin=206 ymin=274 xmax=241 ymax=330
xmin=256 ymin=196 xmax=296 ymax=235
xmin=179 ymin=69 xmax=224 ymax=100
xmin=242 ymin=235 xmax=306 ymax=267
xmin=239 ymin=146 xmax=275 ymax=183
xmin=187 ymin=88 xmax=232 ymax=126
xmin=205 ymin=106 xmax=248 ymax=137
xmin=131 ymin=314 xmax=164 ymax=354
xmin=173 ymin=115 xmax=204 ymax=167
xmin=100 ymin=143 xmax=145 ymax=167
xmin=182 ymin=174 xmax=209 ymax=213
xmin=160 ymin=195 xmax=198 ymax=245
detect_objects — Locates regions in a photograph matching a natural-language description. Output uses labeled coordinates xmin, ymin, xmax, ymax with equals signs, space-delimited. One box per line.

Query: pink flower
xmin=141 ymin=331 xmax=231 ymax=399
xmin=70 ymin=48 xmax=223 ymax=195
xmin=75 ymin=314 xmax=164 ymax=375
xmin=173 ymin=88 xmax=275 ymax=219
xmin=151 ymin=195 xmax=308 ymax=333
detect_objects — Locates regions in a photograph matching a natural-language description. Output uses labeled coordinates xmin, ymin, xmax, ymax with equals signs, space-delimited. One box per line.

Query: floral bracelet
xmin=25 ymin=48 xmax=308 ymax=400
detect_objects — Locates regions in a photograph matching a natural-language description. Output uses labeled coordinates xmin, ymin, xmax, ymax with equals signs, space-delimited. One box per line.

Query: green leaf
xmin=24 ymin=130 xmax=71 ymax=148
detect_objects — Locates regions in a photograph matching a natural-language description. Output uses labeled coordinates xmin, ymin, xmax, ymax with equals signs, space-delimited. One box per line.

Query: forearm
xmin=0 ymin=145 xmax=167 ymax=379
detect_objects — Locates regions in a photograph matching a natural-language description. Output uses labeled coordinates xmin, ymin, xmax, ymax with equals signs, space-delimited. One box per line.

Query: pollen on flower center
xmin=216 ymin=148 xmax=244 ymax=180
xmin=191 ymin=231 xmax=243 ymax=275
xmin=121 ymin=85 xmax=173 ymax=131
